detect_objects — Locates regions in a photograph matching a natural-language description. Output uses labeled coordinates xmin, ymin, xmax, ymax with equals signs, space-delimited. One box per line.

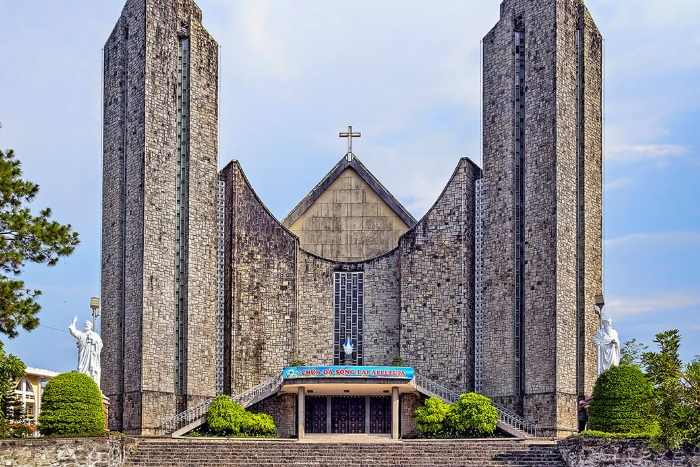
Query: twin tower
xmin=101 ymin=0 xmax=602 ymax=437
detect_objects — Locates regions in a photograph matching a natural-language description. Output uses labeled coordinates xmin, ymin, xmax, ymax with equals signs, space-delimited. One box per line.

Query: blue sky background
xmin=0 ymin=0 xmax=698 ymax=372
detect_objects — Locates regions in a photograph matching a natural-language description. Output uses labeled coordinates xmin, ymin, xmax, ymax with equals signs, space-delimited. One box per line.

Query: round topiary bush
xmin=207 ymin=395 xmax=245 ymax=435
xmin=38 ymin=372 xmax=105 ymax=437
xmin=588 ymin=364 xmax=659 ymax=435
xmin=414 ymin=397 xmax=450 ymax=435
xmin=445 ymin=393 xmax=499 ymax=436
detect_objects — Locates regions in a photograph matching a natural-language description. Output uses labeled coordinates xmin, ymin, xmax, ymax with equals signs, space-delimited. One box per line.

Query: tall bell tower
xmin=101 ymin=0 xmax=219 ymax=434
xmin=480 ymin=0 xmax=603 ymax=436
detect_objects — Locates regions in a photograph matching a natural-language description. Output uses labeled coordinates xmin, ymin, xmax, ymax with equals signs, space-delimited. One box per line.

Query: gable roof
xmin=281 ymin=155 xmax=417 ymax=229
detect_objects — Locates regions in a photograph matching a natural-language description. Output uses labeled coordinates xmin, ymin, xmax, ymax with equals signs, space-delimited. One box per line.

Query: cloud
xmin=606 ymin=144 xmax=689 ymax=163
xmin=608 ymin=291 xmax=700 ymax=317
xmin=605 ymin=231 xmax=700 ymax=249
xmin=604 ymin=177 xmax=632 ymax=191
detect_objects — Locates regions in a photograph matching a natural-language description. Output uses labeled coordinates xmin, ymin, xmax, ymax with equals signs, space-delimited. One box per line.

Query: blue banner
xmin=282 ymin=366 xmax=414 ymax=380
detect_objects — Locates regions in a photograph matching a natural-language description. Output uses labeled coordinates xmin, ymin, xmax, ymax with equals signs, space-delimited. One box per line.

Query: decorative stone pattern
xmin=400 ymin=159 xmax=481 ymax=392
xmin=288 ymin=168 xmax=410 ymax=262
xmin=0 ymin=436 xmax=138 ymax=467
xmin=101 ymin=0 xmax=218 ymax=434
xmin=559 ymin=438 xmax=700 ymax=467
xmin=481 ymin=0 xmax=602 ymax=437
xmin=249 ymin=393 xmax=297 ymax=438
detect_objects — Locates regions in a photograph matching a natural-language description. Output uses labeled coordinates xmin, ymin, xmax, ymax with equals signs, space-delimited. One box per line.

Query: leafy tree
xmin=587 ymin=363 xmax=659 ymax=436
xmin=414 ymin=397 xmax=450 ymax=435
xmin=0 ymin=149 xmax=80 ymax=339
xmin=0 ymin=342 xmax=26 ymax=438
xmin=620 ymin=338 xmax=648 ymax=368
xmin=38 ymin=372 xmax=105 ymax=437
xmin=641 ymin=329 xmax=700 ymax=447
xmin=445 ymin=393 xmax=499 ymax=437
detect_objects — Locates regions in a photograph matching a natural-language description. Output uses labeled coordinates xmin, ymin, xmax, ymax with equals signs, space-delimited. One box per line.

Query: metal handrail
xmin=413 ymin=373 xmax=538 ymax=437
xmin=159 ymin=374 xmax=283 ymax=434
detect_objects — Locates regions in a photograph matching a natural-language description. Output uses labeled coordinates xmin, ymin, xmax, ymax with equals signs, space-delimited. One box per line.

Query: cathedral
xmin=101 ymin=0 xmax=602 ymax=438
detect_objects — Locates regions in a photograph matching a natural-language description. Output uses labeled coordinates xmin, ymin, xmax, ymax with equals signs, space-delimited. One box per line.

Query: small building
xmin=12 ymin=367 xmax=60 ymax=431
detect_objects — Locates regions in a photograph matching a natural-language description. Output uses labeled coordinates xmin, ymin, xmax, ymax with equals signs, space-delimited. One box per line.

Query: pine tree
xmin=0 ymin=148 xmax=79 ymax=339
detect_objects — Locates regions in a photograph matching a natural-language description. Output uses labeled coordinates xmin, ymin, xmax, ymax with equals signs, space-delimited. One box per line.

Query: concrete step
xmin=124 ymin=439 xmax=566 ymax=467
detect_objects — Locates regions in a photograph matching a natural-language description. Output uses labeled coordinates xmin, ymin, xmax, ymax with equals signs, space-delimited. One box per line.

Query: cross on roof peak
xmin=339 ymin=125 xmax=361 ymax=161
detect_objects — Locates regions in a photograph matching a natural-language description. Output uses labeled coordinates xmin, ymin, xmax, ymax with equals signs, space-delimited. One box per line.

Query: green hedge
xmin=588 ymin=364 xmax=659 ymax=435
xmin=38 ymin=372 xmax=104 ymax=437
xmin=206 ymin=395 xmax=276 ymax=437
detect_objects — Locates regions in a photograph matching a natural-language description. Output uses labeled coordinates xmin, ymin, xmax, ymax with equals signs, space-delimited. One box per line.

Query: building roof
xmin=24 ymin=367 xmax=61 ymax=378
xmin=281 ymin=154 xmax=417 ymax=229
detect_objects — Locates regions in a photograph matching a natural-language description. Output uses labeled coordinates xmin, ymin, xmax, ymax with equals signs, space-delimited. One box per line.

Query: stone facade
xmin=400 ymin=159 xmax=481 ymax=392
xmin=220 ymin=161 xmax=297 ymax=395
xmin=101 ymin=0 xmax=218 ymax=434
xmin=400 ymin=393 xmax=425 ymax=438
xmin=481 ymin=0 xmax=602 ymax=436
xmin=101 ymin=0 xmax=603 ymax=438
xmin=250 ymin=393 xmax=297 ymax=438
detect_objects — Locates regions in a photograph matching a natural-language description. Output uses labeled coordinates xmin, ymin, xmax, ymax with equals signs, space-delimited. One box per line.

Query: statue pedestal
xmin=101 ymin=394 xmax=110 ymax=432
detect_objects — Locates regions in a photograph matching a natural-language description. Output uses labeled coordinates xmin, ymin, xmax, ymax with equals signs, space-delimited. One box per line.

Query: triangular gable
xmin=281 ymin=155 xmax=417 ymax=229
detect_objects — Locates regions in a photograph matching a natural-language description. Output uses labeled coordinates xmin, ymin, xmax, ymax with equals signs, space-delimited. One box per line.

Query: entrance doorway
xmin=304 ymin=395 xmax=392 ymax=434
xmin=331 ymin=396 xmax=365 ymax=433
xmin=369 ymin=396 xmax=391 ymax=434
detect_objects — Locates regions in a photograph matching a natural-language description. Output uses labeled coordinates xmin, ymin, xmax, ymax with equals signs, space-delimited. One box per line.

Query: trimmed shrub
xmin=243 ymin=412 xmax=276 ymax=436
xmin=445 ymin=393 xmax=498 ymax=436
xmin=206 ymin=395 xmax=276 ymax=437
xmin=38 ymin=372 xmax=105 ymax=437
xmin=392 ymin=356 xmax=405 ymax=367
xmin=414 ymin=397 xmax=450 ymax=435
xmin=588 ymin=364 xmax=659 ymax=435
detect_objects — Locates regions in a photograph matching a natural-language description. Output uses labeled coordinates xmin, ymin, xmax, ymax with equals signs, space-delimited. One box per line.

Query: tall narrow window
xmin=513 ymin=23 xmax=526 ymax=396
xmin=216 ymin=177 xmax=225 ymax=395
xmin=120 ymin=26 xmax=129 ymax=396
xmin=474 ymin=179 xmax=484 ymax=394
xmin=334 ymin=272 xmax=364 ymax=365
xmin=175 ymin=37 xmax=190 ymax=395
xmin=575 ymin=29 xmax=585 ymax=394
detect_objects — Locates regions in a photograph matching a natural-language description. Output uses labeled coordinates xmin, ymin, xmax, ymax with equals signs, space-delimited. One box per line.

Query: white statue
xmin=343 ymin=337 xmax=354 ymax=357
xmin=594 ymin=316 xmax=620 ymax=376
xmin=69 ymin=316 xmax=103 ymax=389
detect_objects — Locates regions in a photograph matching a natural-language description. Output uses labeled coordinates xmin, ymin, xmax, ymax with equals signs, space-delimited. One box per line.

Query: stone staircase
xmin=160 ymin=375 xmax=284 ymax=436
xmin=413 ymin=374 xmax=537 ymax=438
xmin=124 ymin=439 xmax=565 ymax=467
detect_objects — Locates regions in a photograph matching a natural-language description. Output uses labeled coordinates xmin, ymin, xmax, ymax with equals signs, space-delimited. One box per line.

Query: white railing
xmin=413 ymin=373 xmax=537 ymax=437
xmin=159 ymin=374 xmax=283 ymax=435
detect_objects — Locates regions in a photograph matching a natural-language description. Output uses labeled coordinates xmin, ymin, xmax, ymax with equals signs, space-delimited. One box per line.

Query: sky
xmin=0 ymin=0 xmax=698 ymax=373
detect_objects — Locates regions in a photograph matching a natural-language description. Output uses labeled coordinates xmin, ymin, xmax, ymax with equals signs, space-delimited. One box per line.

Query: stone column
xmin=297 ymin=387 xmax=305 ymax=439
xmin=391 ymin=387 xmax=399 ymax=440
